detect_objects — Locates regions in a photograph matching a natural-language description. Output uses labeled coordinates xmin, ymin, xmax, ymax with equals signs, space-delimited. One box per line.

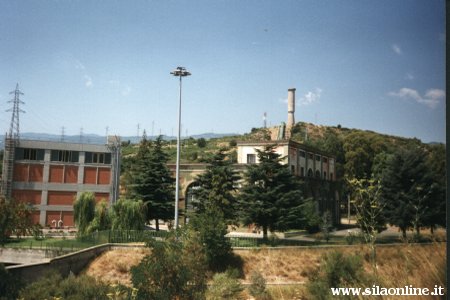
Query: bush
xmin=131 ymin=229 xmax=207 ymax=300
xmin=307 ymin=251 xmax=365 ymax=300
xmin=18 ymin=272 xmax=128 ymax=300
xmin=189 ymin=210 xmax=232 ymax=272
xmin=206 ymin=269 xmax=244 ymax=300
xmin=197 ymin=138 xmax=207 ymax=148
xmin=248 ymin=271 xmax=271 ymax=300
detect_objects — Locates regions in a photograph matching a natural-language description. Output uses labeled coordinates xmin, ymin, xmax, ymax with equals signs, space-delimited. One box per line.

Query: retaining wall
xmin=0 ymin=248 xmax=50 ymax=265
xmin=5 ymin=244 xmax=112 ymax=284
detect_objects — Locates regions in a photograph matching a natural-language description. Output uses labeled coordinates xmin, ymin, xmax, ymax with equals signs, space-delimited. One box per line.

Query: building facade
xmin=1 ymin=138 xmax=120 ymax=227
xmin=237 ymin=140 xmax=336 ymax=182
xmin=237 ymin=140 xmax=340 ymax=224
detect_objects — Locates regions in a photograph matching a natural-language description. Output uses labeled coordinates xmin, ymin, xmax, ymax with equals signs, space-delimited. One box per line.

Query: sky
xmin=0 ymin=0 xmax=445 ymax=143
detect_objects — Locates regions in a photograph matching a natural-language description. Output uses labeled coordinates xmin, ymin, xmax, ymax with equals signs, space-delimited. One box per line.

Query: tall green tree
xmin=380 ymin=146 xmax=433 ymax=237
xmin=87 ymin=200 xmax=111 ymax=233
xmin=189 ymin=210 xmax=232 ymax=272
xmin=423 ymin=144 xmax=446 ymax=233
xmin=192 ymin=148 xmax=240 ymax=221
xmin=128 ymin=134 xmax=174 ymax=230
xmin=73 ymin=192 xmax=96 ymax=236
xmin=237 ymin=145 xmax=306 ymax=239
xmin=111 ymin=199 xmax=146 ymax=230
xmin=343 ymin=131 xmax=388 ymax=179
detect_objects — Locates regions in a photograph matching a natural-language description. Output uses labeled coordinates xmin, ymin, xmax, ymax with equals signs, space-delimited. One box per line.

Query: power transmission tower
xmin=2 ymin=84 xmax=25 ymax=198
xmin=6 ymin=83 xmax=25 ymax=139
xmin=61 ymin=126 xmax=65 ymax=142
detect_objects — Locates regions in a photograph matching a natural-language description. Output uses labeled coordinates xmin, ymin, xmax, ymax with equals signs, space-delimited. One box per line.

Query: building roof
xmin=236 ymin=139 xmax=335 ymax=159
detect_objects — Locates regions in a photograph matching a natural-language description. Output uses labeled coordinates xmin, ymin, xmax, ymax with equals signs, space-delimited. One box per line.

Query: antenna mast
xmin=7 ymin=83 xmax=25 ymax=140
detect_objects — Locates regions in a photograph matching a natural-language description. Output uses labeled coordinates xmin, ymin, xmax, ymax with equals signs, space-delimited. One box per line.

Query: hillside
xmin=84 ymin=242 xmax=446 ymax=299
xmin=120 ymin=121 xmax=444 ymax=174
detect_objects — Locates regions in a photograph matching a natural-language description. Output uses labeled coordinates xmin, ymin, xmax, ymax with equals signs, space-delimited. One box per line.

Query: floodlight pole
xmin=171 ymin=66 xmax=191 ymax=229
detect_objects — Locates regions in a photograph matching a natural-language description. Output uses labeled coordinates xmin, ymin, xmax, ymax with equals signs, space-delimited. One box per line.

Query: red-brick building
xmin=1 ymin=138 xmax=120 ymax=227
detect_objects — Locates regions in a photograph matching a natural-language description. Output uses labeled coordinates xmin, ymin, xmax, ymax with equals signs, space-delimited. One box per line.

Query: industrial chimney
xmin=286 ymin=88 xmax=296 ymax=139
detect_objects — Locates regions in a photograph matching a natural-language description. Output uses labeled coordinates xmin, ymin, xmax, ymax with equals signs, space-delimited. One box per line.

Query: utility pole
xmin=170 ymin=66 xmax=191 ymax=229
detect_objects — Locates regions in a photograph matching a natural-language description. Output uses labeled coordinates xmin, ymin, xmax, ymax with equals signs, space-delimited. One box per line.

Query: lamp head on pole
xmin=170 ymin=66 xmax=191 ymax=77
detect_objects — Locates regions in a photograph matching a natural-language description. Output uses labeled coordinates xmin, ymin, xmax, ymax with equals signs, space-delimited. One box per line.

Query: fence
xmin=4 ymin=230 xmax=322 ymax=255
xmin=227 ymin=236 xmax=319 ymax=247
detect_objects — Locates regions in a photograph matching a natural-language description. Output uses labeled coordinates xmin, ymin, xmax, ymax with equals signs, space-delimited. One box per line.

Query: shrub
xmin=206 ymin=270 xmax=244 ymax=300
xmin=307 ymin=251 xmax=365 ymax=300
xmin=131 ymin=229 xmax=207 ymax=300
xmin=248 ymin=271 xmax=271 ymax=300
xmin=189 ymin=210 xmax=232 ymax=272
xmin=197 ymin=138 xmax=207 ymax=148
xmin=18 ymin=272 xmax=126 ymax=300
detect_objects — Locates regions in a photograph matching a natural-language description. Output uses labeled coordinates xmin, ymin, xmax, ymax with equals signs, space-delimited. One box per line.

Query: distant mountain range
xmin=0 ymin=132 xmax=240 ymax=147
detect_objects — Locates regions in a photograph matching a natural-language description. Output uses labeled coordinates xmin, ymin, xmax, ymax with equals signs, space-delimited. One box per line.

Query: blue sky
xmin=0 ymin=0 xmax=445 ymax=143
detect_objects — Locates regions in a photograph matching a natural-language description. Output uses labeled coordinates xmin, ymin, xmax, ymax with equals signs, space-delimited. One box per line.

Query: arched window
xmin=315 ymin=170 xmax=321 ymax=178
xmin=307 ymin=168 xmax=314 ymax=177
xmin=185 ymin=182 xmax=201 ymax=214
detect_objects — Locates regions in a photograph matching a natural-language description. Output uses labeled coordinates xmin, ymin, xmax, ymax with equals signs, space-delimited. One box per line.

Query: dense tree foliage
xmin=73 ymin=192 xmax=96 ymax=236
xmin=424 ymin=144 xmax=446 ymax=232
xmin=127 ymin=134 xmax=174 ymax=230
xmin=192 ymin=149 xmax=240 ymax=221
xmin=237 ymin=145 xmax=307 ymax=239
xmin=111 ymin=198 xmax=146 ymax=230
xmin=189 ymin=210 xmax=232 ymax=272
xmin=87 ymin=200 xmax=111 ymax=233
xmin=131 ymin=229 xmax=207 ymax=300
xmin=380 ymin=146 xmax=435 ymax=237
xmin=307 ymin=251 xmax=366 ymax=300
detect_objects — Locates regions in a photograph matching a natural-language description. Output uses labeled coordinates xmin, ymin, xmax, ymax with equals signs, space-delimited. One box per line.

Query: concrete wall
xmin=0 ymin=248 xmax=50 ymax=265
xmin=5 ymin=244 xmax=112 ymax=284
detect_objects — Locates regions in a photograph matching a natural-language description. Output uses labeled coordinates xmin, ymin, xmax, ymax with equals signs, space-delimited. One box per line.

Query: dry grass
xmin=84 ymin=247 xmax=150 ymax=287
xmin=237 ymin=243 xmax=446 ymax=299
xmin=84 ymin=243 xmax=446 ymax=298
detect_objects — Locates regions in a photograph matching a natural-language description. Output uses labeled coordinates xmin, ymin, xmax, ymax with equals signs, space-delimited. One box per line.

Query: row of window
xmin=246 ymin=152 xmax=331 ymax=165
xmin=298 ymin=166 xmax=334 ymax=180
xmin=298 ymin=150 xmax=328 ymax=163
xmin=15 ymin=148 xmax=112 ymax=164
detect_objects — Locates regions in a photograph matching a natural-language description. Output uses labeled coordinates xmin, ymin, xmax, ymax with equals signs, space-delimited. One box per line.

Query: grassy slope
xmin=83 ymin=242 xmax=446 ymax=299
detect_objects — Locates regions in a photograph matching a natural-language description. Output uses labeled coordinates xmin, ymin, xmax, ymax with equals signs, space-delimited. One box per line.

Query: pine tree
xmin=191 ymin=148 xmax=240 ymax=222
xmin=128 ymin=134 xmax=174 ymax=230
xmin=238 ymin=145 xmax=306 ymax=239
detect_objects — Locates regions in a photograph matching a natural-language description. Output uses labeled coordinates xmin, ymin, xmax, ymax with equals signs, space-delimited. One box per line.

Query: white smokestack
xmin=286 ymin=88 xmax=296 ymax=138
